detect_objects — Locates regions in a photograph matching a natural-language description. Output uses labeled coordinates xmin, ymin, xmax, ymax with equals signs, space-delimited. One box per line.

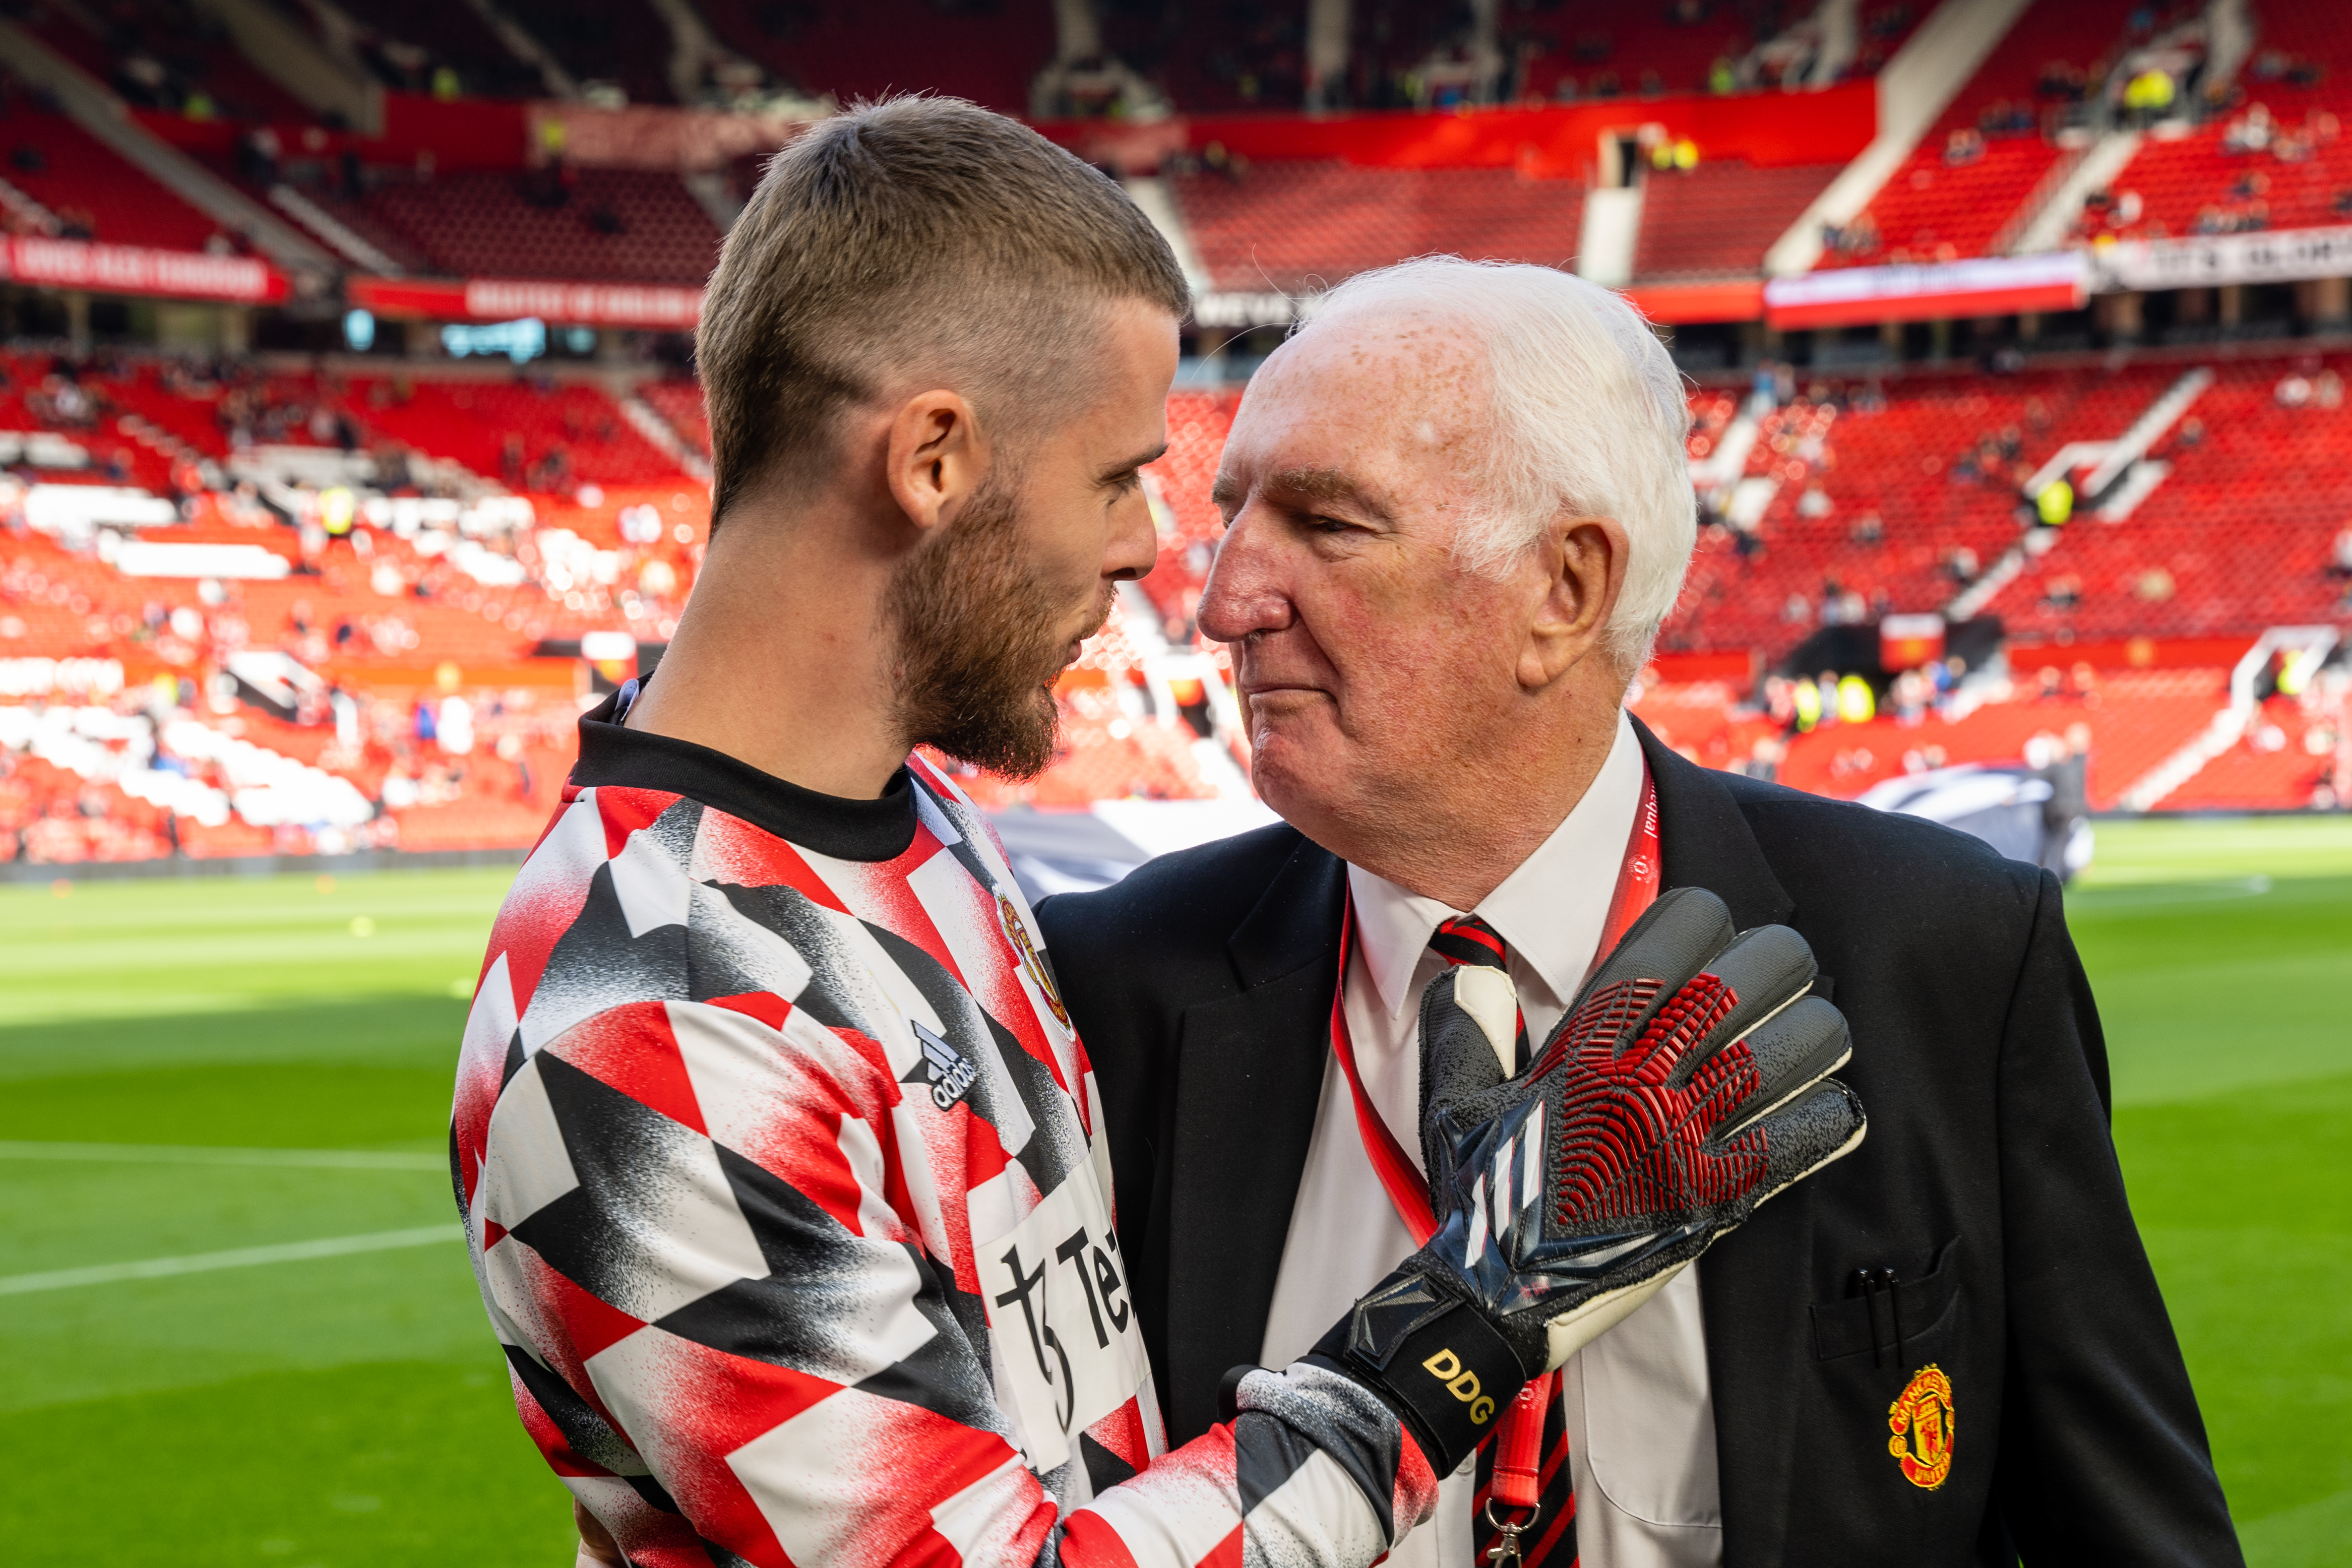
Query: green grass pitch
xmin=1 ymin=820 xmax=2346 ymax=1564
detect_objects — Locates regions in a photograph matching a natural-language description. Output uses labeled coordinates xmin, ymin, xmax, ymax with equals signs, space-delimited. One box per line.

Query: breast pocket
xmin=1808 ymin=1238 xmax=1970 ymax=1505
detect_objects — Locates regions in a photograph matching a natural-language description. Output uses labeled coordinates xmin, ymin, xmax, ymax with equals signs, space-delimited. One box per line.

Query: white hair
xmin=1294 ymin=257 xmax=1695 ymax=669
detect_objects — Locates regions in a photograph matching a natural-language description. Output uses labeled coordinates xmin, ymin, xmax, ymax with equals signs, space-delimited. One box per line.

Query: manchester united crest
xmin=1887 ymin=1364 xmax=1955 ymax=1490
xmin=995 ymin=888 xmax=1072 ymax=1029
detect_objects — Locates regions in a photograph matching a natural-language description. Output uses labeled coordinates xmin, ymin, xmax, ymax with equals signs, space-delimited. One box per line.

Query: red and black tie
xmin=1428 ymin=914 xmax=1530 ymax=1069
xmin=1427 ymin=915 xmax=1576 ymax=1568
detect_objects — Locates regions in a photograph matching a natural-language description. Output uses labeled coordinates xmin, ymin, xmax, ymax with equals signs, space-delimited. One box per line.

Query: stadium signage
xmin=2088 ymin=226 xmax=2352 ymax=292
xmin=349 ymin=276 xmax=704 ymax=329
xmin=0 ymin=656 xmax=124 ymax=699
xmin=1763 ymin=254 xmax=2088 ymax=329
xmin=0 ymin=239 xmax=283 ymax=304
xmin=1193 ymin=292 xmax=1298 ymax=327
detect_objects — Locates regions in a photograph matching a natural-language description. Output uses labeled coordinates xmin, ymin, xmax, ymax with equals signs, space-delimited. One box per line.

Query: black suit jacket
xmin=1037 ymin=723 xmax=2241 ymax=1566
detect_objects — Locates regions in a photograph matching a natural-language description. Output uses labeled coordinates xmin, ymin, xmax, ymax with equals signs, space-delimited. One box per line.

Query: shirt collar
xmin=1347 ymin=709 xmax=1645 ymax=1018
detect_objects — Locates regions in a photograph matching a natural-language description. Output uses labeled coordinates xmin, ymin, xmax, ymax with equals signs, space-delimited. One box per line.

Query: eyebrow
xmin=1098 ymin=444 xmax=1167 ymax=484
xmin=1246 ymin=466 xmax=1397 ymax=524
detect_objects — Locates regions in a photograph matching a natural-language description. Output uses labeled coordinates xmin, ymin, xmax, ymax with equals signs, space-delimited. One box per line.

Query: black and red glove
xmin=1315 ymin=887 xmax=1866 ymax=1473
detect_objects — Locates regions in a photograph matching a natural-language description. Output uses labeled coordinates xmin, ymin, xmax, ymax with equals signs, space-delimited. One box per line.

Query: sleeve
xmin=1987 ymin=870 xmax=2246 ymax=1566
xmin=464 ymin=997 xmax=1441 ymax=1568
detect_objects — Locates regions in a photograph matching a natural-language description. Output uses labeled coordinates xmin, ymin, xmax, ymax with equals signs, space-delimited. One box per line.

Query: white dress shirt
xmin=1258 ymin=710 xmax=1723 ymax=1568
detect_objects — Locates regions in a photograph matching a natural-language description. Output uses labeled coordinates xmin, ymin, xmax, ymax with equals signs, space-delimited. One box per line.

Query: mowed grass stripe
xmin=0 ymin=1141 xmax=445 ymax=1170
xmin=0 ymin=1225 xmax=464 ymax=1296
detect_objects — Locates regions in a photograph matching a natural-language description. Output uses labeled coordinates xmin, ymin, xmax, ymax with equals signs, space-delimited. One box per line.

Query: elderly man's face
xmin=1198 ymin=317 xmax=1558 ymax=837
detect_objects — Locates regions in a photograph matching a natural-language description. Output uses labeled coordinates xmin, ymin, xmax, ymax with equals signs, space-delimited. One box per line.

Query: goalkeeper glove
xmin=1314 ymin=887 xmax=1866 ymax=1473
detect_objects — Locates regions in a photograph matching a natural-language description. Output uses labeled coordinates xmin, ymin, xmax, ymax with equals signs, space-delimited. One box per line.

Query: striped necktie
xmin=1427 ymin=914 xmax=1576 ymax=1568
xmin=1428 ymin=914 xmax=1529 ymax=1069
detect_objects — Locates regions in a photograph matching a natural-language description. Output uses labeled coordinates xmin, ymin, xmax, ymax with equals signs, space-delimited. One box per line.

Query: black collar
xmin=570 ymin=690 xmax=919 ymax=863
xmin=1635 ymin=715 xmax=1797 ymax=931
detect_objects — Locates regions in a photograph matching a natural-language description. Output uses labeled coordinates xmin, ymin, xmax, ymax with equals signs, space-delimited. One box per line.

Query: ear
xmin=1518 ymin=515 xmax=1629 ymax=690
xmin=884 ymin=389 xmax=988 ymax=534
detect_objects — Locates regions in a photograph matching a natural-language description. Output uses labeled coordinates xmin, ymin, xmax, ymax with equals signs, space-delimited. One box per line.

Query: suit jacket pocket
xmin=1812 ymin=1236 xmax=1962 ymax=1363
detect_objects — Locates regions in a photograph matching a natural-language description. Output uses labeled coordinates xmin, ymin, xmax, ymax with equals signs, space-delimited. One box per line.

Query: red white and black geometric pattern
xmin=453 ymin=727 xmax=1442 ymax=1568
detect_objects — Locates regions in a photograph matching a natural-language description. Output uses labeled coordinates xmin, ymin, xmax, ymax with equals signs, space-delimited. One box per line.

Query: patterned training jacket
xmin=450 ymin=702 xmax=1440 ymax=1568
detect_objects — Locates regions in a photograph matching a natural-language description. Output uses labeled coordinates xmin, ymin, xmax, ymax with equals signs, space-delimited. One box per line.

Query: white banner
xmin=1193 ymin=291 xmax=1301 ymax=328
xmin=0 ymin=657 xmax=124 ymax=699
xmin=1764 ymin=252 xmax=2088 ymax=315
xmin=2090 ymin=226 xmax=2352 ymax=292
xmin=0 ymin=238 xmax=280 ymax=302
xmin=460 ymin=278 xmax=703 ymax=328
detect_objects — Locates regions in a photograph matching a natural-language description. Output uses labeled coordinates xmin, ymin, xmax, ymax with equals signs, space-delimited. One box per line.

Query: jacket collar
xmin=1225 ymin=829 xmax=1346 ymax=989
xmin=1154 ymin=832 xmax=1346 ymax=1443
xmin=1634 ymin=716 xmax=1812 ymax=1568
xmin=1636 ymin=715 xmax=1795 ymax=931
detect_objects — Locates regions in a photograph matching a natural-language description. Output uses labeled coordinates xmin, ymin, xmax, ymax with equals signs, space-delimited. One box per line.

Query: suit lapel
xmin=1638 ymin=717 xmax=1792 ymax=929
xmin=1638 ymin=718 xmax=1811 ymax=1568
xmin=1160 ymin=834 xmax=1347 ymax=1444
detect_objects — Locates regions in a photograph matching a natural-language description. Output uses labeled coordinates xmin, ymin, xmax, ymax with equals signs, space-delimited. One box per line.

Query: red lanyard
xmin=1326 ymin=762 xmax=1660 ymax=1496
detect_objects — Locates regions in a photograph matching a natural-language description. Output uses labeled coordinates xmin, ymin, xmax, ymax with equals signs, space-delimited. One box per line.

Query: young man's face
xmin=888 ymin=298 xmax=1178 ymax=779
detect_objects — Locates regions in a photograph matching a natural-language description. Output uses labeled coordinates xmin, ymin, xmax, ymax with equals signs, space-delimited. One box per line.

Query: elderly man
xmin=1041 ymin=259 xmax=2242 ymax=1567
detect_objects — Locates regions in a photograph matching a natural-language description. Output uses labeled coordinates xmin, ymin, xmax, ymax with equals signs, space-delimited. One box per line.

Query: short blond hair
xmin=697 ymin=96 xmax=1191 ymax=526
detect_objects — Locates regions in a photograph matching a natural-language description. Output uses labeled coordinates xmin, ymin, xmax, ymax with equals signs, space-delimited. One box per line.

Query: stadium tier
xmin=1170 ymin=161 xmax=1588 ymax=296
xmin=1635 ymin=159 xmax=1846 ymax=282
xmin=0 ymin=0 xmax=2348 ymax=872
xmin=1822 ymin=0 xmax=2144 ymax=268
xmin=358 ymin=169 xmax=723 ymax=286
xmin=0 ymin=83 xmax=229 ymax=251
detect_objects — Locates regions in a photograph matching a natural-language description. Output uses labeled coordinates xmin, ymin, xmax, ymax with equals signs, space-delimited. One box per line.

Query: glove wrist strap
xmin=1329 ymin=1269 xmax=1528 ymax=1474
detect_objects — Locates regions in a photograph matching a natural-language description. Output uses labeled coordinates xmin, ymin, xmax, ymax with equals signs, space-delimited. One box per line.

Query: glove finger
xmin=1420 ymin=960 xmax=1513 ymax=1103
xmin=1685 ymin=922 xmax=1817 ymax=1060
xmin=1550 ymin=887 xmax=1736 ymax=1062
xmin=1714 ymin=995 xmax=1850 ymax=1129
xmin=1418 ymin=967 xmax=1520 ymax=1196
xmin=1749 ymin=1078 xmax=1867 ymax=1207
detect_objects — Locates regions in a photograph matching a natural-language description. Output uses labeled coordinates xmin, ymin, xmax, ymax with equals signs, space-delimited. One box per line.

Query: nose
xmin=1104 ymin=489 xmax=1159 ymax=583
xmin=1196 ymin=507 xmax=1294 ymax=644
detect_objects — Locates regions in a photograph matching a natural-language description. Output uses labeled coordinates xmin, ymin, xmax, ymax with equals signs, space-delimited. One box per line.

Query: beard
xmin=884 ymin=470 xmax=1103 ymax=782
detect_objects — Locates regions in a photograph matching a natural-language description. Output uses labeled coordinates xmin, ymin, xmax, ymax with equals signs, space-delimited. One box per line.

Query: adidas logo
xmin=913 ymin=1021 xmax=978 ymax=1111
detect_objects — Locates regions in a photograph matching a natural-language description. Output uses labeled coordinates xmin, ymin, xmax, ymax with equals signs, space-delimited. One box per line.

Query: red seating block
xmin=1171 ymin=161 xmax=1585 ymax=294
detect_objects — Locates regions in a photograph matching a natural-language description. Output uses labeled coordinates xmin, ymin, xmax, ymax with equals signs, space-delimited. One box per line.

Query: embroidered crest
xmin=996 ymin=888 xmax=1072 ymax=1029
xmin=1887 ymin=1363 xmax=1955 ymax=1490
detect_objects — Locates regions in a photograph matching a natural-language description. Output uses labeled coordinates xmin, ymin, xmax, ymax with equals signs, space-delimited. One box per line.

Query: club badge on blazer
xmin=1888 ymin=1364 xmax=1955 ymax=1490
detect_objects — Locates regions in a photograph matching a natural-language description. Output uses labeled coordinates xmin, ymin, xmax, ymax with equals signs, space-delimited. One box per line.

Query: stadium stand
xmin=494 ymin=0 xmax=676 ymax=106
xmin=1824 ymin=0 xmax=2143 ymax=267
xmin=0 ymin=79 xmax=230 ymax=250
xmin=0 ymin=0 xmax=2345 ymax=864
xmin=1667 ymin=368 xmax=2098 ymax=654
xmin=1762 ymin=665 xmax=2224 ymax=809
xmin=2073 ymin=101 xmax=2352 ymax=245
xmin=1635 ymin=158 xmax=1845 ymax=280
xmin=359 ymin=168 xmax=723 ymax=285
xmin=692 ymin=0 xmax=1051 ymax=116
xmin=1169 ymin=161 xmax=1585 ymax=295
xmin=15 ymin=0 xmax=311 ymax=123
xmin=2001 ymin=355 xmax=2352 ymax=642
xmin=313 ymin=0 xmax=547 ymax=99
xmin=637 ymin=380 xmax=709 ymax=461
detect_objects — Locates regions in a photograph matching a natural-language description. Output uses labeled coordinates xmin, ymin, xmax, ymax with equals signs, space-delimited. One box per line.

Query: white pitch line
xmin=0 ymin=1141 xmax=443 ymax=1171
xmin=0 ymin=1225 xmax=465 ymax=1296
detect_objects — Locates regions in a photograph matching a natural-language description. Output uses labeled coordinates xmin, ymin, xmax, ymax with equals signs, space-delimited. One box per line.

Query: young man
xmin=455 ymin=100 xmax=1858 ymax=1568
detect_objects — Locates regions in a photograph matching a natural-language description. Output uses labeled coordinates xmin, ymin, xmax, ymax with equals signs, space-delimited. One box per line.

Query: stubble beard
xmin=884 ymin=471 xmax=1105 ymax=783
